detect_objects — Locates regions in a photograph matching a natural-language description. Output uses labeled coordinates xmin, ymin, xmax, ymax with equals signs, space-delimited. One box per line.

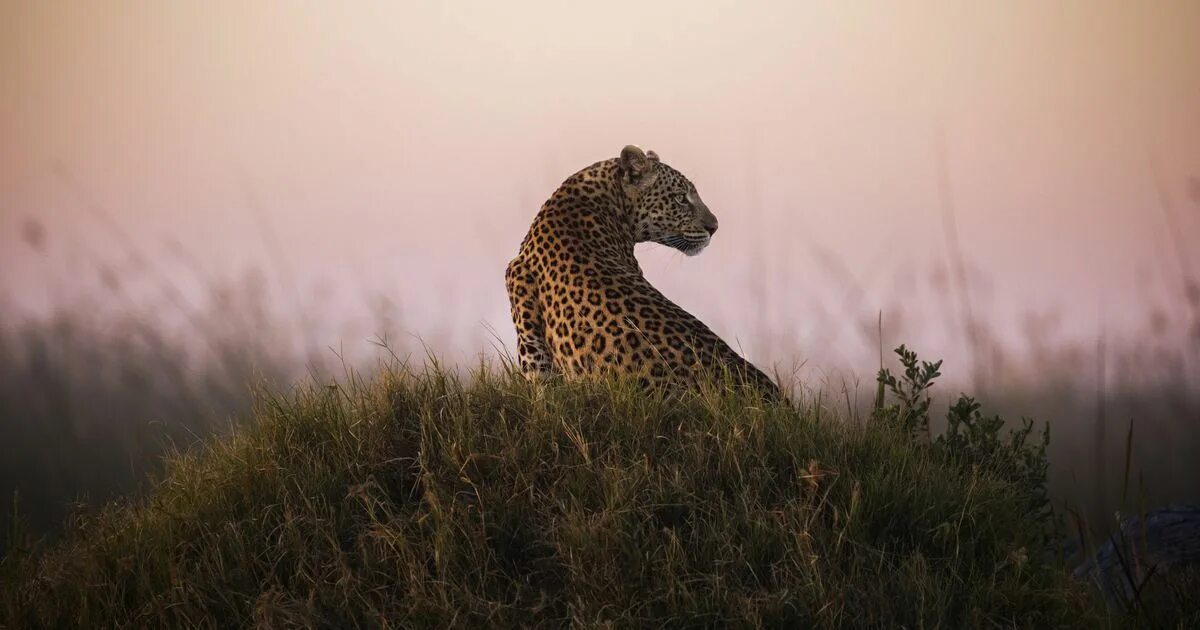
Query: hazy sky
xmin=3 ymin=1 xmax=1199 ymax=374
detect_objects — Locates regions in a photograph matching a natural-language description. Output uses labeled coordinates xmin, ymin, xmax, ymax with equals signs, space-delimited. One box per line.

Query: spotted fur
xmin=505 ymin=145 xmax=780 ymax=398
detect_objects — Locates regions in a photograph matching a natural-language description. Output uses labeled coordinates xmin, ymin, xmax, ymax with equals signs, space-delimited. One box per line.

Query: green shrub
xmin=874 ymin=345 xmax=1054 ymax=547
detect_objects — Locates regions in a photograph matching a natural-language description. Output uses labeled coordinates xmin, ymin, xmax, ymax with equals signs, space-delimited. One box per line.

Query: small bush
xmin=874 ymin=345 xmax=1054 ymax=546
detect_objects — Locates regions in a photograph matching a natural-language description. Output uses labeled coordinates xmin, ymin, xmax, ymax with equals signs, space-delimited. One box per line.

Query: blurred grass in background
xmin=2 ymin=187 xmax=1198 ymax=552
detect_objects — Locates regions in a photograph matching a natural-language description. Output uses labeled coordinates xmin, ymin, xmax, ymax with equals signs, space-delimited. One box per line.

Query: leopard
xmin=505 ymin=144 xmax=781 ymax=399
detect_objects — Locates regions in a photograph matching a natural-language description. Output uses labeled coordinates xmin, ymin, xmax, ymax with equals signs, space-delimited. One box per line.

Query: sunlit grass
xmin=1 ymin=362 xmax=1107 ymax=627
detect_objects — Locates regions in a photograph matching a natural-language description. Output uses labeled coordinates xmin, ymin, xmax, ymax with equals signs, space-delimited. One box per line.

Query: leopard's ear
xmin=619 ymin=145 xmax=654 ymax=180
xmin=646 ymin=150 xmax=659 ymax=162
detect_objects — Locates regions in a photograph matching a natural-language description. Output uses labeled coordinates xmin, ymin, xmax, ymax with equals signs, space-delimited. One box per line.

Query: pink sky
xmin=3 ymin=1 xmax=1199 ymax=376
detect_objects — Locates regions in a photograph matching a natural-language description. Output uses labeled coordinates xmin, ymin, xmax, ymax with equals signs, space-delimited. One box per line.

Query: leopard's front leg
xmin=505 ymin=257 xmax=555 ymax=379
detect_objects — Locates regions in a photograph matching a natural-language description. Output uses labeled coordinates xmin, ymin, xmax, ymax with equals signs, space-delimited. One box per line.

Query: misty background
xmin=2 ymin=2 xmax=1198 ymax=537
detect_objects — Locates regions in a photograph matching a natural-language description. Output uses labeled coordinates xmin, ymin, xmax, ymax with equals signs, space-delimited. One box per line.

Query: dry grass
xmin=1 ymin=363 xmax=1106 ymax=628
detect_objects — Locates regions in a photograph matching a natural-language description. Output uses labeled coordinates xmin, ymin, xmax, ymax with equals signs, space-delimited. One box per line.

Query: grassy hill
xmin=1 ymin=360 xmax=1107 ymax=627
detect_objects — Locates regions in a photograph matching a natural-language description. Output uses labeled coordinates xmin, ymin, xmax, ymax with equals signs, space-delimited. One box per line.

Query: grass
xmin=0 ymin=285 xmax=296 ymax=542
xmin=0 ymin=360 xmax=1108 ymax=628
xmin=5 ymin=195 xmax=1198 ymax=552
xmin=2 ymin=201 xmax=1190 ymax=624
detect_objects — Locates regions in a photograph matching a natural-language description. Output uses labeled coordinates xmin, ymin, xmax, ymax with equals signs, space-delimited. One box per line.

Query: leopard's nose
xmin=697 ymin=205 xmax=719 ymax=236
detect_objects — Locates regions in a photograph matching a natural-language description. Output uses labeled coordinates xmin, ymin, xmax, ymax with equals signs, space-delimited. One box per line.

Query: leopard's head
xmin=616 ymin=145 xmax=719 ymax=256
